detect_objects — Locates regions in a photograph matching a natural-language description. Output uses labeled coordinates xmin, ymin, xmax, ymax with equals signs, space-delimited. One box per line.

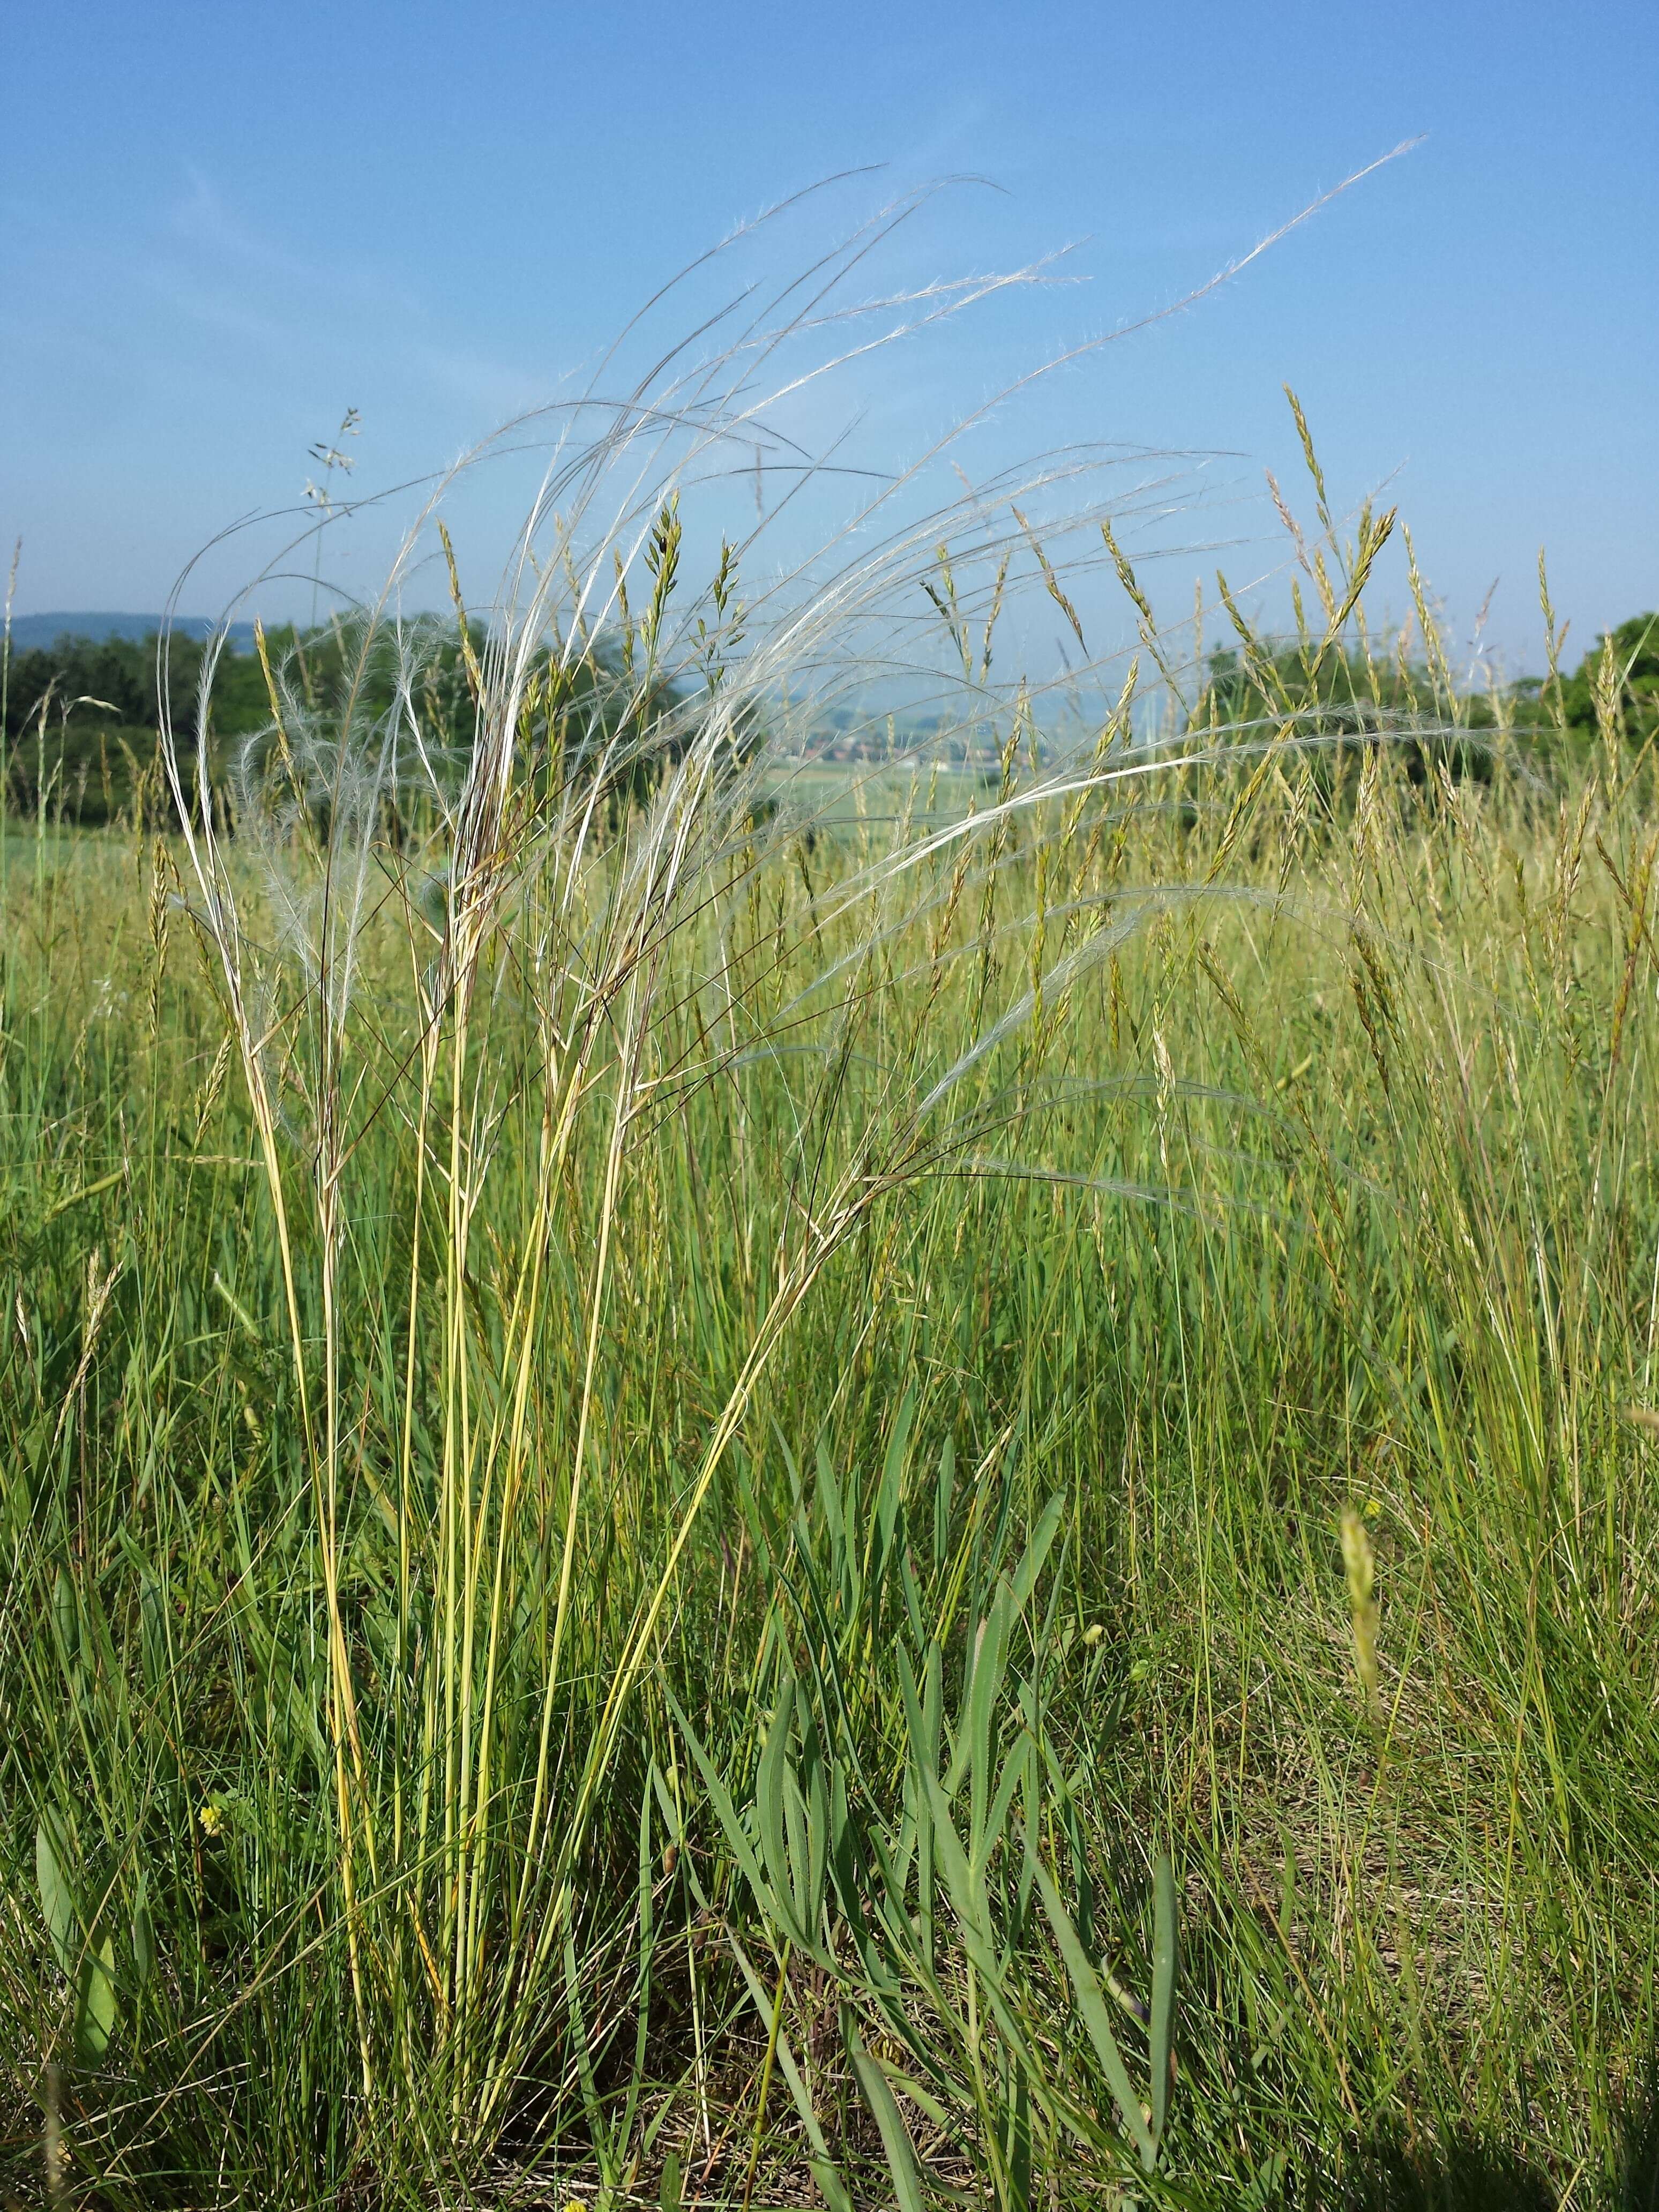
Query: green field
xmin=4 ymin=498 xmax=1659 ymax=2212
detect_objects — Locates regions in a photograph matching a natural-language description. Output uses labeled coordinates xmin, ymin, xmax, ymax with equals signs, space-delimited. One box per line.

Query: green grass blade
xmin=757 ymin=1673 xmax=796 ymax=1906
xmin=1149 ymin=1850 xmax=1178 ymax=2151
xmin=35 ymin=1819 xmax=76 ymax=1977
xmin=76 ymin=1931 xmax=117 ymax=2065
xmin=1007 ymin=1491 xmax=1065 ymax=1619
xmin=1034 ymin=1860 xmax=1155 ymax=2168
xmin=849 ymin=2023 xmax=928 ymax=2212
xmin=667 ymin=1689 xmax=774 ymax=1922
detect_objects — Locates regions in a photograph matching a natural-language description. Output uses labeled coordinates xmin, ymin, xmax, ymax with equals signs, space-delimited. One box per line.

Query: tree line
xmin=3 ymin=609 xmax=1655 ymax=829
xmin=0 ymin=617 xmax=691 ymax=829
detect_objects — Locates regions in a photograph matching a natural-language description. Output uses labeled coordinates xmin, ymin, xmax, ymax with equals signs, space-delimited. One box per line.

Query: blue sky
xmin=3 ymin=0 xmax=1654 ymax=669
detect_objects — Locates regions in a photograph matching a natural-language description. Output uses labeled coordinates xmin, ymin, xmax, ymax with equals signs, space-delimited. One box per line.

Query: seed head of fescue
xmin=1340 ymin=1505 xmax=1382 ymax=1726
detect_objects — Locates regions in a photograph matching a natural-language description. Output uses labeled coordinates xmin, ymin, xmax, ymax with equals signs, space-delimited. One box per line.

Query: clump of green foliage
xmin=0 ymin=627 xmax=264 ymax=825
xmin=1548 ymin=608 xmax=1659 ymax=753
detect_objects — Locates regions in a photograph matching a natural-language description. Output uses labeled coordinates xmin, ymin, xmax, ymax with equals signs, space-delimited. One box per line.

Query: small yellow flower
xmin=1082 ymin=1624 xmax=1105 ymax=1648
xmin=199 ymin=1800 xmax=223 ymax=1837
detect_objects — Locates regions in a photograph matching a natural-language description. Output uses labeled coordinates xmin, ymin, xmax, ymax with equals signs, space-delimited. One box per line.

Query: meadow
xmin=4 ymin=354 xmax=1659 ymax=2210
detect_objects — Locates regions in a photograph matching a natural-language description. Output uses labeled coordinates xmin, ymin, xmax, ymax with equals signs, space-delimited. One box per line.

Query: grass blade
xmin=849 ymin=2022 xmax=928 ymax=2212
xmin=1149 ymin=1850 xmax=1179 ymax=2152
xmin=1034 ymin=1861 xmax=1155 ymax=2168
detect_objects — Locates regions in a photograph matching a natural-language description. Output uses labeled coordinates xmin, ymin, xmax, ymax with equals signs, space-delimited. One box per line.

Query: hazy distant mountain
xmin=6 ymin=612 xmax=259 ymax=651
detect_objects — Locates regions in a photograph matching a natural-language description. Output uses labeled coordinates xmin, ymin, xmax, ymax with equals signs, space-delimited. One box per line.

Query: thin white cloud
xmin=169 ymin=165 xmax=321 ymax=282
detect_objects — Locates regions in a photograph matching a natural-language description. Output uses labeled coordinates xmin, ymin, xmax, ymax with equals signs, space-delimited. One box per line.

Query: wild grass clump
xmin=4 ymin=195 xmax=1659 ymax=2209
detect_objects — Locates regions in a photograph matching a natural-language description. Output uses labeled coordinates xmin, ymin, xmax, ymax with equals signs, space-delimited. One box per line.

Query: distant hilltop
xmin=6 ymin=612 xmax=259 ymax=651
